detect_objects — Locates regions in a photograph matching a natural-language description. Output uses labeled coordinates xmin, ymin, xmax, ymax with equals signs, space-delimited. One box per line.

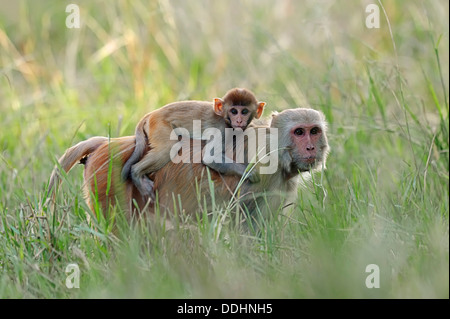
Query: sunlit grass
xmin=0 ymin=0 xmax=448 ymax=298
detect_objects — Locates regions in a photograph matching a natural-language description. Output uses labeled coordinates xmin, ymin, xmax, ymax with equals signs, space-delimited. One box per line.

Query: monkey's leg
xmin=130 ymin=142 xmax=175 ymax=198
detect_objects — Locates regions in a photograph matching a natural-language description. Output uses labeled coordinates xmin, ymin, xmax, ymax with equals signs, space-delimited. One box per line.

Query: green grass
xmin=0 ymin=0 xmax=448 ymax=298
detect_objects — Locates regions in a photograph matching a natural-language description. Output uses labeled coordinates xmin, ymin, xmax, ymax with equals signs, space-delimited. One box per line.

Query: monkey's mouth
xmin=296 ymin=157 xmax=318 ymax=173
xmin=303 ymin=156 xmax=316 ymax=164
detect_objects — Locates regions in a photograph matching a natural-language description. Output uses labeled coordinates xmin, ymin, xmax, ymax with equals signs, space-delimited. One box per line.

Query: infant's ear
xmin=255 ymin=102 xmax=266 ymax=119
xmin=213 ymin=98 xmax=224 ymax=116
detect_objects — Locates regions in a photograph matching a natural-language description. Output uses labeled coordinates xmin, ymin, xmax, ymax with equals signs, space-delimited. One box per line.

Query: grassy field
xmin=0 ymin=0 xmax=448 ymax=298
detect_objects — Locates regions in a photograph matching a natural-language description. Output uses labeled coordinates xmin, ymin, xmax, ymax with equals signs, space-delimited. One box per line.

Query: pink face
xmin=228 ymin=105 xmax=252 ymax=130
xmin=291 ymin=124 xmax=323 ymax=170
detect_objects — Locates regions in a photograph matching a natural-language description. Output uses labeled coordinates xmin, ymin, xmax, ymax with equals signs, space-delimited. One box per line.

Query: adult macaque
xmin=121 ymin=88 xmax=266 ymax=199
xmin=153 ymin=108 xmax=329 ymax=217
xmin=49 ymin=108 xmax=329 ymax=220
xmin=48 ymin=136 xmax=144 ymax=216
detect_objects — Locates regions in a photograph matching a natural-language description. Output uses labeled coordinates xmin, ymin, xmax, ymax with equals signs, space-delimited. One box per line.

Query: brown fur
xmin=49 ymin=137 xmax=110 ymax=194
xmin=121 ymin=88 xmax=265 ymax=198
xmin=48 ymin=136 xmax=147 ymax=218
xmin=49 ymin=108 xmax=329 ymax=221
xmin=223 ymin=87 xmax=259 ymax=107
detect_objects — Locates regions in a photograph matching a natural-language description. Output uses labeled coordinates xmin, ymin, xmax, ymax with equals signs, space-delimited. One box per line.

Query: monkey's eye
xmin=230 ymin=108 xmax=238 ymax=115
xmin=242 ymin=108 xmax=249 ymax=115
xmin=294 ymin=128 xmax=304 ymax=136
xmin=310 ymin=127 xmax=321 ymax=135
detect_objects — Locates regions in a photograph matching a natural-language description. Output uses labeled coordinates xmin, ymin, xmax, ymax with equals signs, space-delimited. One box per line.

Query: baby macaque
xmin=121 ymin=88 xmax=266 ymax=199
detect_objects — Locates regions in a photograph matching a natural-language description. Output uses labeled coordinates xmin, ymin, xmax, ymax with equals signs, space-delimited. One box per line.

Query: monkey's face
xmin=227 ymin=105 xmax=253 ymax=130
xmin=290 ymin=124 xmax=328 ymax=172
xmin=271 ymin=108 xmax=329 ymax=176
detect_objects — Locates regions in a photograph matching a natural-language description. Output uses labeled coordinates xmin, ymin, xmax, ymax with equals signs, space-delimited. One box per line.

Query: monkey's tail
xmin=121 ymin=116 xmax=148 ymax=181
xmin=48 ymin=136 xmax=109 ymax=197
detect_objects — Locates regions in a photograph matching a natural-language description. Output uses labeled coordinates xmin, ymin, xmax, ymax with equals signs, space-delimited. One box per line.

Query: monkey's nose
xmin=306 ymin=145 xmax=315 ymax=151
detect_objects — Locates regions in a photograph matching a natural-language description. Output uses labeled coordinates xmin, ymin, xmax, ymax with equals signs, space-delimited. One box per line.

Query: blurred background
xmin=0 ymin=1 xmax=448 ymax=298
xmin=0 ymin=1 xmax=448 ymax=180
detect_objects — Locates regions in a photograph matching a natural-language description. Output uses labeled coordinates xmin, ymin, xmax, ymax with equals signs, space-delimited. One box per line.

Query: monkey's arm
xmin=202 ymin=153 xmax=260 ymax=183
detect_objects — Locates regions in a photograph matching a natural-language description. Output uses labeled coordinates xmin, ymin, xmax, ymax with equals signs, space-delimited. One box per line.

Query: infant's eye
xmin=230 ymin=108 xmax=238 ymax=115
xmin=242 ymin=109 xmax=249 ymax=115
xmin=294 ymin=128 xmax=304 ymax=136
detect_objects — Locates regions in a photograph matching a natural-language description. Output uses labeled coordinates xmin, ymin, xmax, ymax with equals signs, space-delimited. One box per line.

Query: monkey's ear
xmin=214 ymin=98 xmax=224 ymax=116
xmin=255 ymin=102 xmax=266 ymax=119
